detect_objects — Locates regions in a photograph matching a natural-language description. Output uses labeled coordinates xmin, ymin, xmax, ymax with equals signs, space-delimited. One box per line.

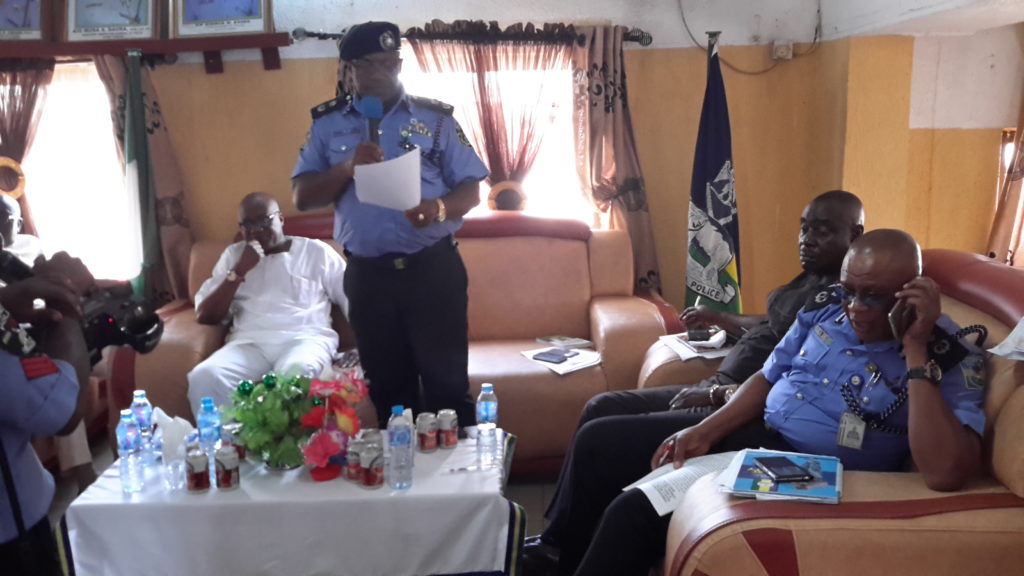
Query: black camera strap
xmin=0 ymin=440 xmax=27 ymax=536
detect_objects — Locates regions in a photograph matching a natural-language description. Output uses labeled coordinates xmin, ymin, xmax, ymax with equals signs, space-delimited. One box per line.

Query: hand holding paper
xmin=354 ymin=146 xmax=421 ymax=211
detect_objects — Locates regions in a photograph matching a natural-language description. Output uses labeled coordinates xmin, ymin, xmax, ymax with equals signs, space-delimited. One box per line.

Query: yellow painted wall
xmin=627 ymin=40 xmax=852 ymax=314
xmin=150 ymin=59 xmax=337 ymax=243
xmin=151 ymin=37 xmax=1002 ymax=313
xmin=906 ymin=128 xmax=1001 ymax=251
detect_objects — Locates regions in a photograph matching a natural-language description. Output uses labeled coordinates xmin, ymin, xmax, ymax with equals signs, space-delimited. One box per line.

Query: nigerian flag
xmin=686 ymin=32 xmax=741 ymax=313
xmin=124 ymin=50 xmax=157 ymax=298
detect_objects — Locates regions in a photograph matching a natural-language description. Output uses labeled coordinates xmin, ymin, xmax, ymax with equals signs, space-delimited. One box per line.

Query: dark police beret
xmin=339 ymin=21 xmax=401 ymax=61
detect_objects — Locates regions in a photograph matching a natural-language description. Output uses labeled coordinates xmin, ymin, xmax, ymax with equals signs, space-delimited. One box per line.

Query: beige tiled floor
xmin=505 ymin=480 xmax=558 ymax=536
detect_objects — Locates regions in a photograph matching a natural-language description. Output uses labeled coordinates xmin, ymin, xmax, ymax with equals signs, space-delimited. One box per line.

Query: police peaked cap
xmin=339 ymin=21 xmax=401 ymax=61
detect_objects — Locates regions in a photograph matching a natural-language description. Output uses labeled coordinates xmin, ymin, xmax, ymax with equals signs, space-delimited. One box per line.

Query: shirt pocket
xmin=327 ymin=133 xmax=362 ymax=166
xmin=793 ymin=332 xmax=830 ymax=369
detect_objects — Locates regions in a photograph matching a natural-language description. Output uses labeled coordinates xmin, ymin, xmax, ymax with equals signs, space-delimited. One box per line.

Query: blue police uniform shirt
xmin=0 ymin=351 xmax=78 ymax=543
xmin=762 ymin=302 xmax=985 ymax=472
xmin=292 ymin=88 xmax=489 ymax=258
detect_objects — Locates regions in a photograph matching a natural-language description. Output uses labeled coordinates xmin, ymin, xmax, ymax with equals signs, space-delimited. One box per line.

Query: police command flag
xmin=686 ymin=32 xmax=741 ymax=313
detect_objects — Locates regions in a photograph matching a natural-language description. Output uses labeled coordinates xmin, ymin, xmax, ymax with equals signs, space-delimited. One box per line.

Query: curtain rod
xmin=292 ymin=26 xmax=654 ymax=46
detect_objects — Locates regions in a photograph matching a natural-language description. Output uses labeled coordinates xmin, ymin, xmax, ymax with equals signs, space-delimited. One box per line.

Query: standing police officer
xmin=291 ymin=21 xmax=488 ymax=427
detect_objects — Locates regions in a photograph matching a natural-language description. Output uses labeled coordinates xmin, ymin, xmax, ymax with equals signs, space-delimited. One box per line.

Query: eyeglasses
xmin=239 ymin=212 xmax=280 ymax=232
xmin=349 ymin=55 xmax=401 ymax=73
xmin=835 ymin=284 xmax=896 ymax=309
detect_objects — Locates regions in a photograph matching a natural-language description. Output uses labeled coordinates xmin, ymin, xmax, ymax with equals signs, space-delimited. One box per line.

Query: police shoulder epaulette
xmin=410 ymin=96 xmax=454 ymax=116
xmin=802 ymin=286 xmax=840 ymax=312
xmin=310 ymin=98 xmax=343 ymax=119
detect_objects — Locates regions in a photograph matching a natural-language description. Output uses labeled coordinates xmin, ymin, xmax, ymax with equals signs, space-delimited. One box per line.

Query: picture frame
xmin=0 ymin=0 xmax=48 ymax=41
xmin=171 ymin=0 xmax=272 ymax=38
xmin=64 ymin=0 xmax=158 ymax=42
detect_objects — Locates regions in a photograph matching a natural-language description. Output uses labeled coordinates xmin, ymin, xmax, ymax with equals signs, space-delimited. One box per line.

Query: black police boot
xmin=520 ymin=535 xmax=562 ymax=576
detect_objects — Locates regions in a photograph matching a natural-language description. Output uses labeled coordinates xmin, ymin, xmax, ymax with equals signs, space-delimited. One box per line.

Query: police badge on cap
xmin=339 ymin=21 xmax=401 ymax=61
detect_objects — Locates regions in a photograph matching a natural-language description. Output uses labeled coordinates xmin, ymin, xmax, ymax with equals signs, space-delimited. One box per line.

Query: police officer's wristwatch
xmin=434 ymin=197 xmax=447 ymax=223
xmin=226 ymin=270 xmax=244 ymax=283
xmin=907 ymin=359 xmax=942 ymax=384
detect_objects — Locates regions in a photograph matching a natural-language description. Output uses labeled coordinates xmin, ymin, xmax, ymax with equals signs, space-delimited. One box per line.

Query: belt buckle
xmin=393 ymin=257 xmax=407 ymax=270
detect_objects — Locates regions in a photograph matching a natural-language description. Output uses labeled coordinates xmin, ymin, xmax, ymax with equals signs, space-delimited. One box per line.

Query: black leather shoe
xmin=520 ymin=536 xmax=561 ymax=576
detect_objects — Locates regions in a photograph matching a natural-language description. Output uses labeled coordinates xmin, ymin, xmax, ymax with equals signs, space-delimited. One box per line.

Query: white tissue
xmin=153 ymin=407 xmax=195 ymax=461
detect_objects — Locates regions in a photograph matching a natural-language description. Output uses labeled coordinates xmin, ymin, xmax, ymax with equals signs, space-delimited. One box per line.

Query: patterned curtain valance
xmin=405 ymin=20 xmax=579 ymax=45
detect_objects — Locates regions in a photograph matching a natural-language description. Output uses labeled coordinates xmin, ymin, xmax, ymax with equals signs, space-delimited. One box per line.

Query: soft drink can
xmin=360 ymin=442 xmax=384 ymax=489
xmin=186 ymin=447 xmax=210 ymax=493
xmin=415 ymin=412 xmax=439 ymax=452
xmin=360 ymin=428 xmax=382 ymax=446
xmin=345 ymin=439 xmax=364 ymax=482
xmin=438 ymin=409 xmax=458 ymax=449
xmin=215 ymin=445 xmax=240 ymax=490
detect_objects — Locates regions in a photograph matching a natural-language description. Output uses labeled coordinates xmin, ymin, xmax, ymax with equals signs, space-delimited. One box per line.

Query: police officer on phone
xmin=291 ymin=21 xmax=488 ymax=427
xmin=525 ymin=230 xmax=986 ymax=576
xmin=0 ymin=265 xmax=92 ymax=574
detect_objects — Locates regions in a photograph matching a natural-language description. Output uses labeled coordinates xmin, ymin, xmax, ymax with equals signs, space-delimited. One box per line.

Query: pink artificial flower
xmin=302 ymin=430 xmax=342 ymax=468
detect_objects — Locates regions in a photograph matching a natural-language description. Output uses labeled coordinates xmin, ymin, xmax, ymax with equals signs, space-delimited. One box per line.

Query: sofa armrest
xmin=637 ymin=341 xmax=723 ymax=390
xmin=590 ymin=296 xmax=665 ymax=392
xmin=108 ymin=305 xmax=227 ymax=429
xmin=665 ymin=472 xmax=1024 ymax=576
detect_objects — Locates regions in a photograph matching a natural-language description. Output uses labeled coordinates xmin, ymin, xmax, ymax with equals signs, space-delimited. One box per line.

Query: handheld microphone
xmin=354 ymin=97 xmax=384 ymax=145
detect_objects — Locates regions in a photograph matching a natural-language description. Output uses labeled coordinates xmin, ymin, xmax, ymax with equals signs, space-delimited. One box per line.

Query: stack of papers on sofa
xmin=522 ymin=347 xmax=602 ymax=375
xmin=717 ymin=449 xmax=843 ymax=504
xmin=659 ymin=331 xmax=732 ymax=361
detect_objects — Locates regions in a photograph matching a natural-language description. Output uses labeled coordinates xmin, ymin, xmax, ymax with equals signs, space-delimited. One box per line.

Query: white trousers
xmin=186 ymin=337 xmax=334 ymax=416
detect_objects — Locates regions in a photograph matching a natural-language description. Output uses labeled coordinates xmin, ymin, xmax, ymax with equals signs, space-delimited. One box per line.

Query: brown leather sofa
xmin=648 ymin=249 xmax=1024 ymax=576
xmin=108 ymin=212 xmax=669 ymax=478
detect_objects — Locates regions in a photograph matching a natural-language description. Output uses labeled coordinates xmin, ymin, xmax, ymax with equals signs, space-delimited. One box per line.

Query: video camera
xmin=0 ymin=250 xmax=163 ymax=365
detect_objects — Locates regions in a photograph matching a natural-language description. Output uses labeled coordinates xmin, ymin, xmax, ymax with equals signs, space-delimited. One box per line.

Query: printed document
xmin=354 ymin=146 xmax=421 ymax=210
xmin=989 ymin=317 xmax=1024 ymax=361
xmin=624 ymin=451 xmax=738 ymax=516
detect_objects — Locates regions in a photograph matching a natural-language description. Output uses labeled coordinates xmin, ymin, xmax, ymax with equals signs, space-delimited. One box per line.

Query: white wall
xmin=911 ymin=24 xmax=1024 ymax=129
xmin=193 ymin=0 xmax=819 ymax=63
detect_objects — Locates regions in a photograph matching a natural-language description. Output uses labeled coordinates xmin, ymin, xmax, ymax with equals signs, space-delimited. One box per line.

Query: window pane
xmin=399 ymin=46 xmax=594 ymax=226
xmin=22 ymin=62 xmax=142 ymax=280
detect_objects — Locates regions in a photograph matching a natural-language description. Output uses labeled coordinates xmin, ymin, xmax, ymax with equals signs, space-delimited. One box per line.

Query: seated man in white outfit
xmin=187 ymin=192 xmax=350 ymax=415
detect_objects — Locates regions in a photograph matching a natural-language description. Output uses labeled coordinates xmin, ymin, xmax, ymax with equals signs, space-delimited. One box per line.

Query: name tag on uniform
xmin=837 ymin=411 xmax=865 ymax=450
xmin=813 ymin=325 xmax=833 ymax=346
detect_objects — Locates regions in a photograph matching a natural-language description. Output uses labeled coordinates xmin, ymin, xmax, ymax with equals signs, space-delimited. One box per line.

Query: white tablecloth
xmin=68 ymin=439 xmax=515 ymax=576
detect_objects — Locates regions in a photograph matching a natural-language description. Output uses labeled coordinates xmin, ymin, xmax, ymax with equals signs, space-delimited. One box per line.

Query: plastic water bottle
xmin=387 ymin=405 xmax=414 ymax=490
xmin=196 ymin=397 xmax=222 ymax=485
xmin=130 ymin=390 xmax=155 ymax=468
xmin=476 ymin=383 xmax=500 ymax=468
xmin=115 ymin=409 xmax=144 ymax=493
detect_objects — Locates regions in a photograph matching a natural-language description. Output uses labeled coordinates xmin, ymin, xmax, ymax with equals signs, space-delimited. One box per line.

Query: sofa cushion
xmin=468 ymin=340 xmax=608 ymax=464
xmin=461 ymin=236 xmax=591 ymax=341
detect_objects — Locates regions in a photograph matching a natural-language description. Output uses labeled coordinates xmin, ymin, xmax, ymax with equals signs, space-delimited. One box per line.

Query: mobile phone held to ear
xmin=888 ymin=298 xmax=916 ymax=340
xmin=754 ymin=456 xmax=814 ymax=483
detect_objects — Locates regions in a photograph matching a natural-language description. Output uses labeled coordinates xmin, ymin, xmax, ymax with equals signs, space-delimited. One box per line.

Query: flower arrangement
xmin=299 ymin=370 xmax=369 ymax=481
xmin=226 ymin=373 xmax=317 ymax=470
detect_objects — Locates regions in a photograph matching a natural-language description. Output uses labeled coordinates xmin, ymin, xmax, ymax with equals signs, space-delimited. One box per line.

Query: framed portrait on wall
xmin=65 ymin=0 xmax=157 ymax=42
xmin=171 ymin=0 xmax=272 ymax=38
xmin=0 ymin=0 xmax=46 ymax=40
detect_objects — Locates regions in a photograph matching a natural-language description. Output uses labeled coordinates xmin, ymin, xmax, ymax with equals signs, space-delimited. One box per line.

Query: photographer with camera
xmin=0 ymin=261 xmax=93 ymax=574
xmin=1 ymin=193 xmax=101 ymax=493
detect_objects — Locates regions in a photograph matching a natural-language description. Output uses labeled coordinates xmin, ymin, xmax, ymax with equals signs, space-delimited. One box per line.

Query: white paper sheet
xmin=659 ymin=333 xmax=733 ymax=361
xmin=989 ymin=317 xmax=1024 ymax=361
xmin=354 ymin=146 xmax=421 ymax=210
xmin=521 ymin=347 xmax=602 ymax=375
xmin=625 ymin=451 xmax=738 ymax=516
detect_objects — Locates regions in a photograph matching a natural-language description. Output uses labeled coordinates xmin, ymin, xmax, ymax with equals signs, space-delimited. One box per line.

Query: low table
xmin=67 ymin=438 xmax=523 ymax=576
